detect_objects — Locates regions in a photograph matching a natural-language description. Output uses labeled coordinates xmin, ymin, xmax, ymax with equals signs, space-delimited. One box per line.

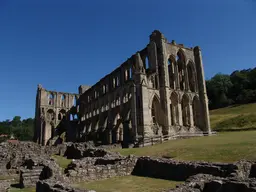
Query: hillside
xmin=210 ymin=102 xmax=256 ymax=131
xmin=114 ymin=131 xmax=256 ymax=162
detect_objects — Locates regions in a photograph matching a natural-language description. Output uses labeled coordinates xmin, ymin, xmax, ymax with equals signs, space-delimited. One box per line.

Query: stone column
xmin=108 ymin=129 xmax=112 ymax=144
xmin=185 ymin=68 xmax=190 ymax=91
xmin=107 ymin=79 xmax=113 ymax=144
xmin=149 ymin=30 xmax=172 ymax=135
xmin=140 ymin=83 xmax=152 ymax=137
xmin=177 ymin=103 xmax=183 ymax=126
xmin=130 ymin=82 xmax=138 ymax=141
xmin=189 ymin=104 xmax=194 ymax=127
xmin=194 ymin=46 xmax=211 ymax=134
xmin=175 ymin=64 xmax=180 ymax=90
xmin=170 ymin=105 xmax=173 ymax=125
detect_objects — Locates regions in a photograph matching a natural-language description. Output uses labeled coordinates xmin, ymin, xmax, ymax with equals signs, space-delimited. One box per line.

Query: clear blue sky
xmin=0 ymin=0 xmax=255 ymax=121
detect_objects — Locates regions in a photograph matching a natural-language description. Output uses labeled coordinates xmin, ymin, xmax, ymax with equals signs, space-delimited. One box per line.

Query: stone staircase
xmin=19 ymin=166 xmax=44 ymax=188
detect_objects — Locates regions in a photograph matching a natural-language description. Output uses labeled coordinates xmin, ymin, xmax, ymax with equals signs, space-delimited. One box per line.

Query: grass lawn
xmin=8 ymin=188 xmax=35 ymax=192
xmin=0 ymin=175 xmax=16 ymax=180
xmin=74 ymin=175 xmax=182 ymax=192
xmin=210 ymin=103 xmax=256 ymax=131
xmin=113 ymin=131 xmax=256 ymax=162
xmin=52 ymin=154 xmax=72 ymax=169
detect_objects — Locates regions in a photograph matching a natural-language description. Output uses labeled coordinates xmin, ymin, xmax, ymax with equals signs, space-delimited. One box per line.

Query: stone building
xmin=34 ymin=30 xmax=211 ymax=146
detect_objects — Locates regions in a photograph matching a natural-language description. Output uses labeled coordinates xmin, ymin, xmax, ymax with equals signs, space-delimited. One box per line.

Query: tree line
xmin=0 ymin=116 xmax=34 ymax=142
xmin=206 ymin=67 xmax=256 ymax=109
xmin=0 ymin=67 xmax=255 ymax=141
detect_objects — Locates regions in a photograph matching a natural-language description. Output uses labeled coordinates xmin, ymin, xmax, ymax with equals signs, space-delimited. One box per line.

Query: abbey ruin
xmin=34 ymin=30 xmax=211 ymax=146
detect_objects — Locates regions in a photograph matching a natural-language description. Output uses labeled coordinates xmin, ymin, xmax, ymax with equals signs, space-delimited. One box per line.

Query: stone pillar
xmin=40 ymin=120 xmax=44 ymax=145
xmin=108 ymin=129 xmax=112 ymax=144
xmin=133 ymin=52 xmax=152 ymax=137
xmin=149 ymin=30 xmax=172 ymax=135
xmin=107 ymin=81 xmax=114 ymax=143
xmin=194 ymin=46 xmax=211 ymax=134
xmin=175 ymin=64 xmax=180 ymax=90
xmin=177 ymin=103 xmax=183 ymax=126
xmin=130 ymin=82 xmax=138 ymax=141
xmin=185 ymin=68 xmax=190 ymax=91
xmin=189 ymin=104 xmax=194 ymax=127
xmin=140 ymin=83 xmax=152 ymax=137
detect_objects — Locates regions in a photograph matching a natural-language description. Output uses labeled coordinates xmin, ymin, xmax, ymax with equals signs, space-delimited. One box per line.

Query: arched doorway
xmin=151 ymin=96 xmax=163 ymax=135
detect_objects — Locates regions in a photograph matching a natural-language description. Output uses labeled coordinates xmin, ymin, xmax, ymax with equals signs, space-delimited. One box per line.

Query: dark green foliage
xmin=0 ymin=116 xmax=34 ymax=141
xmin=206 ymin=67 xmax=256 ymax=109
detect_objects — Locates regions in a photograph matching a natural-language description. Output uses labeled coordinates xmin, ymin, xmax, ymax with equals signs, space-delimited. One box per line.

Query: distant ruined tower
xmin=34 ymin=84 xmax=80 ymax=145
xmin=34 ymin=30 xmax=211 ymax=146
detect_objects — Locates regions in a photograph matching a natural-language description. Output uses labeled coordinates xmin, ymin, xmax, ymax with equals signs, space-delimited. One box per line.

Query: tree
xmin=206 ymin=73 xmax=233 ymax=109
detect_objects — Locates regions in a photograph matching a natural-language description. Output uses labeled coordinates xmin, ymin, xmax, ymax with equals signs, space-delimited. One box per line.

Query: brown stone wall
xmin=65 ymin=155 xmax=137 ymax=183
xmin=36 ymin=180 xmax=90 ymax=192
xmin=132 ymin=157 xmax=238 ymax=181
xmin=34 ymin=30 xmax=212 ymax=147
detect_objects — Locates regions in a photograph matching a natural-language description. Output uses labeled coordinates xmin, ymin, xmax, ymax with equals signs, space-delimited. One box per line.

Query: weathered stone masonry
xmin=34 ymin=30 xmax=211 ymax=146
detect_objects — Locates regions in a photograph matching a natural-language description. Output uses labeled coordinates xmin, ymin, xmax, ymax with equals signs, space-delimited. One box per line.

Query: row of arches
xmin=170 ymin=92 xmax=200 ymax=128
xmin=150 ymin=92 xmax=201 ymax=133
xmin=168 ymin=50 xmax=198 ymax=92
xmin=47 ymin=93 xmax=78 ymax=107
xmin=82 ymin=109 xmax=131 ymax=144
xmin=82 ymin=92 xmax=132 ymax=120
xmin=86 ymin=67 xmax=132 ymax=103
xmin=45 ymin=108 xmax=78 ymax=122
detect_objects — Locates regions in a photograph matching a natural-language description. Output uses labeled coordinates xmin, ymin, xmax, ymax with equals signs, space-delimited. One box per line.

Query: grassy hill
xmin=210 ymin=103 xmax=256 ymax=131
xmin=112 ymin=103 xmax=256 ymax=162
xmin=114 ymin=131 xmax=256 ymax=162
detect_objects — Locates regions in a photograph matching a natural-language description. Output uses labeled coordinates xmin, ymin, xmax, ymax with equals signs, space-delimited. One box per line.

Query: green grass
xmin=113 ymin=131 xmax=256 ymax=162
xmin=210 ymin=103 xmax=256 ymax=131
xmin=52 ymin=155 xmax=72 ymax=169
xmin=8 ymin=188 xmax=35 ymax=192
xmin=74 ymin=175 xmax=181 ymax=192
xmin=0 ymin=175 xmax=16 ymax=180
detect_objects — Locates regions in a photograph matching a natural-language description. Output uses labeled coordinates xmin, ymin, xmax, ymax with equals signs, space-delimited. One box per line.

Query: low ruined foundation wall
xmin=135 ymin=132 xmax=215 ymax=148
xmin=168 ymin=174 xmax=256 ymax=192
xmin=65 ymin=155 xmax=137 ymax=183
xmin=36 ymin=180 xmax=91 ymax=192
xmin=132 ymin=157 xmax=239 ymax=181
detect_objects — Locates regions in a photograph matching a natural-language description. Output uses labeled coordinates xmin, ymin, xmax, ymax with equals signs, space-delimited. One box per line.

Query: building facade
xmin=34 ymin=30 xmax=211 ymax=146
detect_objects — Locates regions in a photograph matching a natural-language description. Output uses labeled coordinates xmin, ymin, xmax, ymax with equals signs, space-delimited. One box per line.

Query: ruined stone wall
xmin=77 ymin=55 xmax=135 ymax=145
xmin=132 ymin=157 xmax=238 ymax=181
xmin=34 ymin=84 xmax=80 ymax=145
xmin=168 ymin=174 xmax=256 ymax=192
xmin=65 ymin=155 xmax=137 ymax=183
xmin=34 ymin=30 xmax=211 ymax=146
xmin=76 ymin=30 xmax=211 ymax=145
xmin=36 ymin=180 xmax=91 ymax=192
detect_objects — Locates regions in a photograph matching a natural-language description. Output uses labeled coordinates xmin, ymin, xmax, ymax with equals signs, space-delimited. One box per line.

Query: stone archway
xmin=151 ymin=95 xmax=163 ymax=135
xmin=58 ymin=109 xmax=66 ymax=121
xmin=187 ymin=61 xmax=197 ymax=92
xmin=181 ymin=94 xmax=190 ymax=126
xmin=168 ymin=55 xmax=176 ymax=89
xmin=176 ymin=50 xmax=186 ymax=90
